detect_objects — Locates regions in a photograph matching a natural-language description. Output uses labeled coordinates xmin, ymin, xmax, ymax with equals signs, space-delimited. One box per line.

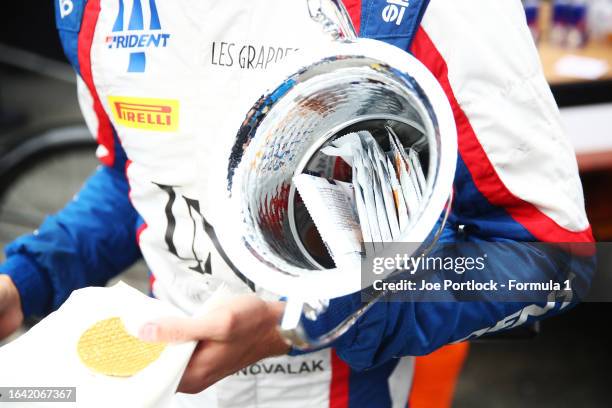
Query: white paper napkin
xmin=0 ymin=282 xmax=197 ymax=408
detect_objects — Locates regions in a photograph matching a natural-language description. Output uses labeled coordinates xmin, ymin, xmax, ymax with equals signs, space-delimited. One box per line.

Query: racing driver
xmin=0 ymin=0 xmax=594 ymax=407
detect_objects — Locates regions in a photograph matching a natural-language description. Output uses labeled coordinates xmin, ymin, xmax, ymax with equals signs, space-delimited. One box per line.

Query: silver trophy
xmin=216 ymin=0 xmax=457 ymax=349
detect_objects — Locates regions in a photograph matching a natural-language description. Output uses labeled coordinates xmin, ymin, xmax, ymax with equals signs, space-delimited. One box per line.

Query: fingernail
xmin=139 ymin=323 xmax=159 ymax=342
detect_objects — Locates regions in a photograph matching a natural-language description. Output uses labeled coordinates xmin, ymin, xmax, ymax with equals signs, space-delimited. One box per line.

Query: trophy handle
xmin=280 ymin=190 xmax=455 ymax=351
xmin=307 ymin=0 xmax=358 ymax=40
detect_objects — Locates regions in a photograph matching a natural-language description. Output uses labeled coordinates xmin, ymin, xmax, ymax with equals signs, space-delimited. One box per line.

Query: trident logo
xmin=110 ymin=0 xmax=169 ymax=73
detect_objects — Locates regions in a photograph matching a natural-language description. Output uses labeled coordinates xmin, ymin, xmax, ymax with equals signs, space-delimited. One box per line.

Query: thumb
xmin=138 ymin=313 xmax=232 ymax=343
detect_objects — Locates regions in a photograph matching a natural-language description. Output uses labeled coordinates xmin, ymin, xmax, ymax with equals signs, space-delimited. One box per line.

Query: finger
xmin=0 ymin=278 xmax=9 ymax=310
xmin=176 ymin=342 xmax=228 ymax=394
xmin=177 ymin=368 xmax=205 ymax=394
xmin=176 ymin=343 xmax=211 ymax=394
xmin=138 ymin=313 xmax=233 ymax=343
xmin=140 ymin=295 xmax=271 ymax=343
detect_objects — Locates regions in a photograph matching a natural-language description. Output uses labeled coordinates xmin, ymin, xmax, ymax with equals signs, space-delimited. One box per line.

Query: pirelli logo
xmin=108 ymin=96 xmax=179 ymax=132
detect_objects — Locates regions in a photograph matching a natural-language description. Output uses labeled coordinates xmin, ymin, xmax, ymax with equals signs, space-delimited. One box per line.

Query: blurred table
xmin=536 ymin=0 xmax=612 ymax=84
xmin=536 ymin=1 xmax=612 ymax=106
xmin=539 ymin=41 xmax=612 ymax=85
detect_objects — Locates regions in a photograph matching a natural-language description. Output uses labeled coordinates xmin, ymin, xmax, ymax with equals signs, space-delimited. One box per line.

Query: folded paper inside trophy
xmin=294 ymin=126 xmax=428 ymax=270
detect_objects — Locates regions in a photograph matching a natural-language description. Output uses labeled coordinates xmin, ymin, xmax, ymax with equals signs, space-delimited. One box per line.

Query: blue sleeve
xmin=296 ymin=223 xmax=594 ymax=371
xmin=293 ymin=159 xmax=595 ymax=370
xmin=0 ymin=165 xmax=142 ymax=318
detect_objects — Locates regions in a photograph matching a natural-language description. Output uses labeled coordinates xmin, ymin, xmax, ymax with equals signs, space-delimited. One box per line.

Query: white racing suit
xmin=0 ymin=0 xmax=593 ymax=407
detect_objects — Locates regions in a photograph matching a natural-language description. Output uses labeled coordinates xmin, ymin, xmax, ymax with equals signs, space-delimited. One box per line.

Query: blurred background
xmin=0 ymin=1 xmax=611 ymax=407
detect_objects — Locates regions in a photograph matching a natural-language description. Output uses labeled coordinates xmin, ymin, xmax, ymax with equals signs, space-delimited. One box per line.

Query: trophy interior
xmin=227 ymin=53 xmax=447 ymax=284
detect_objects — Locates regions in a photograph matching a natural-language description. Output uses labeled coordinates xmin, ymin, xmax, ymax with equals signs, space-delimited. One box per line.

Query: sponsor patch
xmin=108 ymin=96 xmax=179 ymax=132
xmin=55 ymin=0 xmax=84 ymax=32
xmin=360 ymin=0 xmax=429 ymax=50
xmin=210 ymin=41 xmax=299 ymax=70
xmin=235 ymin=360 xmax=326 ymax=376
xmin=58 ymin=0 xmax=74 ymax=19
xmin=109 ymin=0 xmax=170 ymax=73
